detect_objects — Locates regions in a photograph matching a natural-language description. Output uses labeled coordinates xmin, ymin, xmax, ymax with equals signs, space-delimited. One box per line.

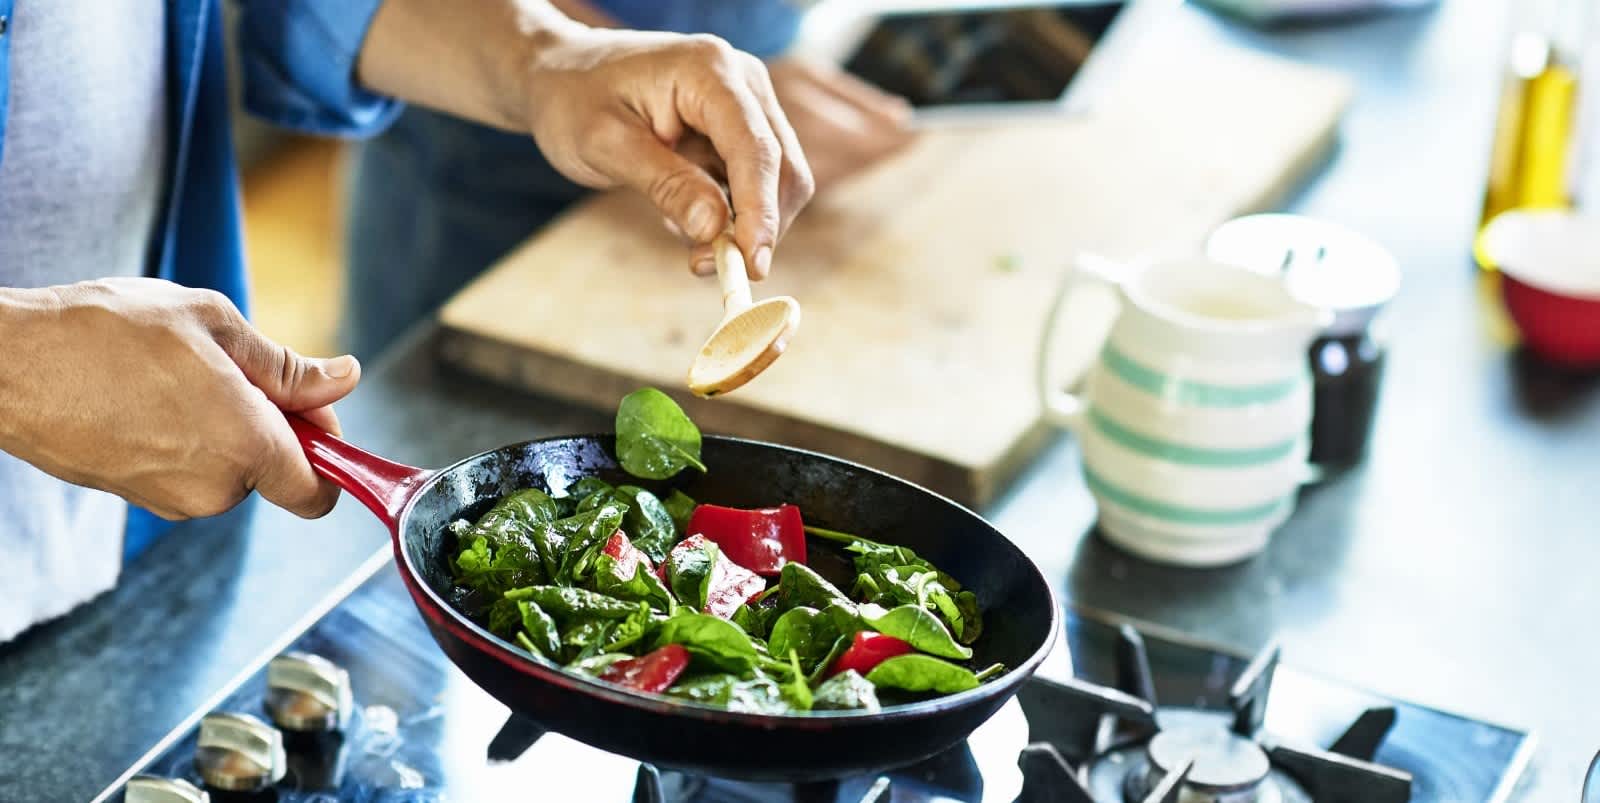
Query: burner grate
xmin=1017 ymin=625 xmax=1415 ymax=803
xmin=471 ymin=625 xmax=1419 ymax=803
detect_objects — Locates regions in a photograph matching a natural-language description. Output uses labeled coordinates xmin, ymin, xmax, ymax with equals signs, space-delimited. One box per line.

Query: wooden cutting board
xmin=437 ymin=39 xmax=1352 ymax=507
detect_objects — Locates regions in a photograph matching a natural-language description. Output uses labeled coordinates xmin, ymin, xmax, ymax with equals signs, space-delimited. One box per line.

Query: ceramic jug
xmin=1038 ymin=256 xmax=1331 ymax=566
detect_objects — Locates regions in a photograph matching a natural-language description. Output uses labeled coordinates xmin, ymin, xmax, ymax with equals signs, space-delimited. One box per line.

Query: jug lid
xmin=1205 ymin=214 xmax=1400 ymax=337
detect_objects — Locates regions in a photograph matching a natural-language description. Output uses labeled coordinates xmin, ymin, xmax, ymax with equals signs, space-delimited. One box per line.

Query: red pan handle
xmin=286 ymin=414 xmax=433 ymax=531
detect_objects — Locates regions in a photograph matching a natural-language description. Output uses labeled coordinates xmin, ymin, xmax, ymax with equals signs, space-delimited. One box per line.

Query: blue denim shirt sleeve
xmin=233 ymin=1 xmax=802 ymax=138
xmin=595 ymin=0 xmax=804 ymax=58
xmin=235 ymin=0 xmax=402 ymax=137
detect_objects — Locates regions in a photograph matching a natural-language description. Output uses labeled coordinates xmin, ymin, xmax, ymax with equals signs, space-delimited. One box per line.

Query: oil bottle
xmin=1476 ymin=0 xmax=1596 ymax=270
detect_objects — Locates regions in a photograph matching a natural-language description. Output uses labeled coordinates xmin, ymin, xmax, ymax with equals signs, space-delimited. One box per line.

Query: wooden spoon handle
xmin=713 ymin=233 xmax=753 ymax=314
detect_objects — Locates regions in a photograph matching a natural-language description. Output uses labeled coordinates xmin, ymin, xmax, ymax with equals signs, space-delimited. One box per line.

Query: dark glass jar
xmin=1206 ymin=214 xmax=1400 ymax=473
xmin=1307 ymin=328 xmax=1386 ymax=466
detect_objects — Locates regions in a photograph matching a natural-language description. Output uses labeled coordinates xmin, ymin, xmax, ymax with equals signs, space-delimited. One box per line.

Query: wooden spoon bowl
xmin=686 ymin=235 xmax=802 ymax=398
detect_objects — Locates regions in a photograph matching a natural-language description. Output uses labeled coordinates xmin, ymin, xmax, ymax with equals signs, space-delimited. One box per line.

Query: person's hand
xmin=518 ymin=29 xmax=815 ymax=278
xmin=765 ymin=58 xmax=915 ymax=192
xmin=0 ymin=278 xmax=361 ymax=520
xmin=356 ymin=3 xmax=813 ymax=277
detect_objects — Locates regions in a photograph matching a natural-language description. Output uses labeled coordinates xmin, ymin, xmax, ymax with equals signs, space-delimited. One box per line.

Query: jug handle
xmin=1037 ymin=253 xmax=1129 ymax=432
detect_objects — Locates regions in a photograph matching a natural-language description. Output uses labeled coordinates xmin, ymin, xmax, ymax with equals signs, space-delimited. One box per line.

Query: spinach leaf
xmin=780 ymin=650 xmax=813 ymax=711
xmin=568 ymin=477 xmax=616 ymax=507
xmin=731 ymin=598 xmax=780 ymax=641
xmin=517 ymin=600 xmax=562 ymax=659
xmin=974 ymin=663 xmax=1006 ymax=683
xmin=551 ymin=494 xmax=579 ymax=519
xmin=453 ymin=490 xmax=565 ymax=593
xmin=615 ymin=388 xmax=707 ymax=480
xmin=819 ymin=601 xmax=864 ymax=641
xmin=604 ymin=602 xmax=659 ymax=653
xmin=806 ymin=525 xmax=981 ymax=646
xmin=453 ymin=492 xmax=554 ymax=594
xmin=555 ymin=501 xmax=628 ymax=584
xmin=653 ymin=611 xmax=760 ymax=675
xmin=474 ymin=489 xmax=564 ymax=545
xmin=662 ymin=489 xmax=697 ymax=534
xmin=577 ymin=492 xmax=624 ymax=516
xmin=858 ymin=603 xmax=972 ymax=660
xmin=455 ymin=535 xmax=493 ymax=575
xmin=664 ymin=674 xmax=739 ymax=705
xmin=767 ymin=607 xmax=823 ymax=669
xmin=860 ymin=567 xmax=981 ymax=644
xmin=775 ymin=563 xmax=853 ymax=613
xmin=485 ymin=596 xmax=523 ymax=640
xmin=665 ymin=538 xmax=718 ymax=611
xmin=506 ymin=586 xmax=641 ymax=621
xmin=665 ymin=673 xmax=794 ymax=714
xmin=906 ymin=572 xmax=977 ymax=644
xmin=864 ymin=654 xmax=980 ymax=695
xmin=562 ymin=618 xmax=617 ymax=663
xmin=593 ymin=554 xmax=676 ymax=615
xmin=528 ymin=521 xmax=568 ymax=583
xmin=566 ymin=652 xmax=633 ymax=677
xmin=807 ymin=634 xmax=853 ymax=687
xmin=516 ymin=632 xmax=549 ymax=661
xmin=454 ymin=536 xmax=543 ymax=597
xmin=769 ymin=603 xmax=862 ymax=671
xmin=813 ymin=670 xmax=881 ymax=712
xmin=617 ymin=485 xmax=679 ymax=563
xmin=806 ymin=526 xmax=959 ymax=589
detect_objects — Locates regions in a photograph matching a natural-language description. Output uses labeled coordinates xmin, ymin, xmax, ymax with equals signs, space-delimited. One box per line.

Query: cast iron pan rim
xmin=395 ymin=433 xmax=1062 ymax=725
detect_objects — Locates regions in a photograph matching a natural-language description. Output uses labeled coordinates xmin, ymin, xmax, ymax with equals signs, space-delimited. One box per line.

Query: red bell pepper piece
xmin=829 ymin=631 xmax=914 ymax=677
xmin=601 ymin=530 xmax=652 ymax=580
xmin=686 ymin=503 xmax=807 ymax=576
xmin=598 ymin=644 xmax=691 ymax=693
xmin=664 ymin=534 xmax=768 ymax=619
xmin=705 ymin=557 xmax=767 ymax=620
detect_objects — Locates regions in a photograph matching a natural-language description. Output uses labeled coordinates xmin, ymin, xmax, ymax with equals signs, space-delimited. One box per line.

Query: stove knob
xmin=195 ymin=712 xmax=286 ymax=792
xmin=265 ymin=651 xmax=352 ymax=732
xmin=125 ymin=776 xmax=210 ymax=803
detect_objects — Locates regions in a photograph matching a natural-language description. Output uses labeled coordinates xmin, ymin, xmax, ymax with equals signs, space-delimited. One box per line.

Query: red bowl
xmin=1481 ymin=211 xmax=1600 ymax=367
xmin=1501 ymin=273 xmax=1600 ymax=367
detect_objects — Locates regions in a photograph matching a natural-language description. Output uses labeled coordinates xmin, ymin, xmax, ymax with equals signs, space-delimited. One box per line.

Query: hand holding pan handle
xmin=285 ymin=414 xmax=434 ymax=531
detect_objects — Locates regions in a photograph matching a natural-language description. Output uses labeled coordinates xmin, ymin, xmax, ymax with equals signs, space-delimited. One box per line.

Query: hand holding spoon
xmin=686 ymin=233 xmax=801 ymax=398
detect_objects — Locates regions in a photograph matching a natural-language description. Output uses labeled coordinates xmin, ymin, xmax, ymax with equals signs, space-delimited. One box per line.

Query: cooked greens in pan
xmin=448 ymin=388 xmax=1001 ymax=714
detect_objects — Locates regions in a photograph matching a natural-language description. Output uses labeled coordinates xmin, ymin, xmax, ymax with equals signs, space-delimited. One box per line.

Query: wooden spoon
xmin=686 ymin=233 xmax=801 ymax=398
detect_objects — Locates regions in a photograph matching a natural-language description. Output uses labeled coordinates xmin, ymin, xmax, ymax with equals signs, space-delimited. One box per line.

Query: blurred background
xmin=224 ymin=2 xmax=346 ymax=358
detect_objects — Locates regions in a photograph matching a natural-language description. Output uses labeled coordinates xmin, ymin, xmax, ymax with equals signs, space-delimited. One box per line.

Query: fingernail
xmin=324 ymin=355 xmax=358 ymax=379
xmin=687 ymin=201 xmax=718 ymax=240
xmin=753 ymin=246 xmax=773 ymax=279
xmin=692 ymin=254 xmax=717 ymax=276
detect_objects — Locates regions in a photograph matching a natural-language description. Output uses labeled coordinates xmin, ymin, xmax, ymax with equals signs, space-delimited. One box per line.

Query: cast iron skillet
xmin=288 ymin=416 xmax=1057 ymax=781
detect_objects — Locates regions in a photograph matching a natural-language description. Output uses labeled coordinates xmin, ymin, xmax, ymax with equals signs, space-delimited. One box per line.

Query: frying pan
xmin=289 ymin=416 xmax=1058 ymax=781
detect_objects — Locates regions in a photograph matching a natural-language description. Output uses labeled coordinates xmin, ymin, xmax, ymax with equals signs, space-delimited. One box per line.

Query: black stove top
xmin=108 ymin=562 xmax=1532 ymax=803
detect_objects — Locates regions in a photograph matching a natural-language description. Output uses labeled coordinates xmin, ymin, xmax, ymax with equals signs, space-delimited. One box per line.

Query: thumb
xmin=222 ymin=327 xmax=362 ymax=413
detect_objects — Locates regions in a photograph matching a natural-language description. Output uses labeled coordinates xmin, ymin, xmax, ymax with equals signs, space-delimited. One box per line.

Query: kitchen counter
xmin=1 ymin=1 xmax=1594 ymax=800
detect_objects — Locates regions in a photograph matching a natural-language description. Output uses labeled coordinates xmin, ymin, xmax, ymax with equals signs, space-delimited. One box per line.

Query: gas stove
xmin=107 ymin=561 xmax=1532 ymax=803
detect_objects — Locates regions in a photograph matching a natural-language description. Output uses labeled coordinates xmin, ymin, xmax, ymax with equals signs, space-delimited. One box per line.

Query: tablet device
xmin=826 ymin=1 xmax=1156 ymax=125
